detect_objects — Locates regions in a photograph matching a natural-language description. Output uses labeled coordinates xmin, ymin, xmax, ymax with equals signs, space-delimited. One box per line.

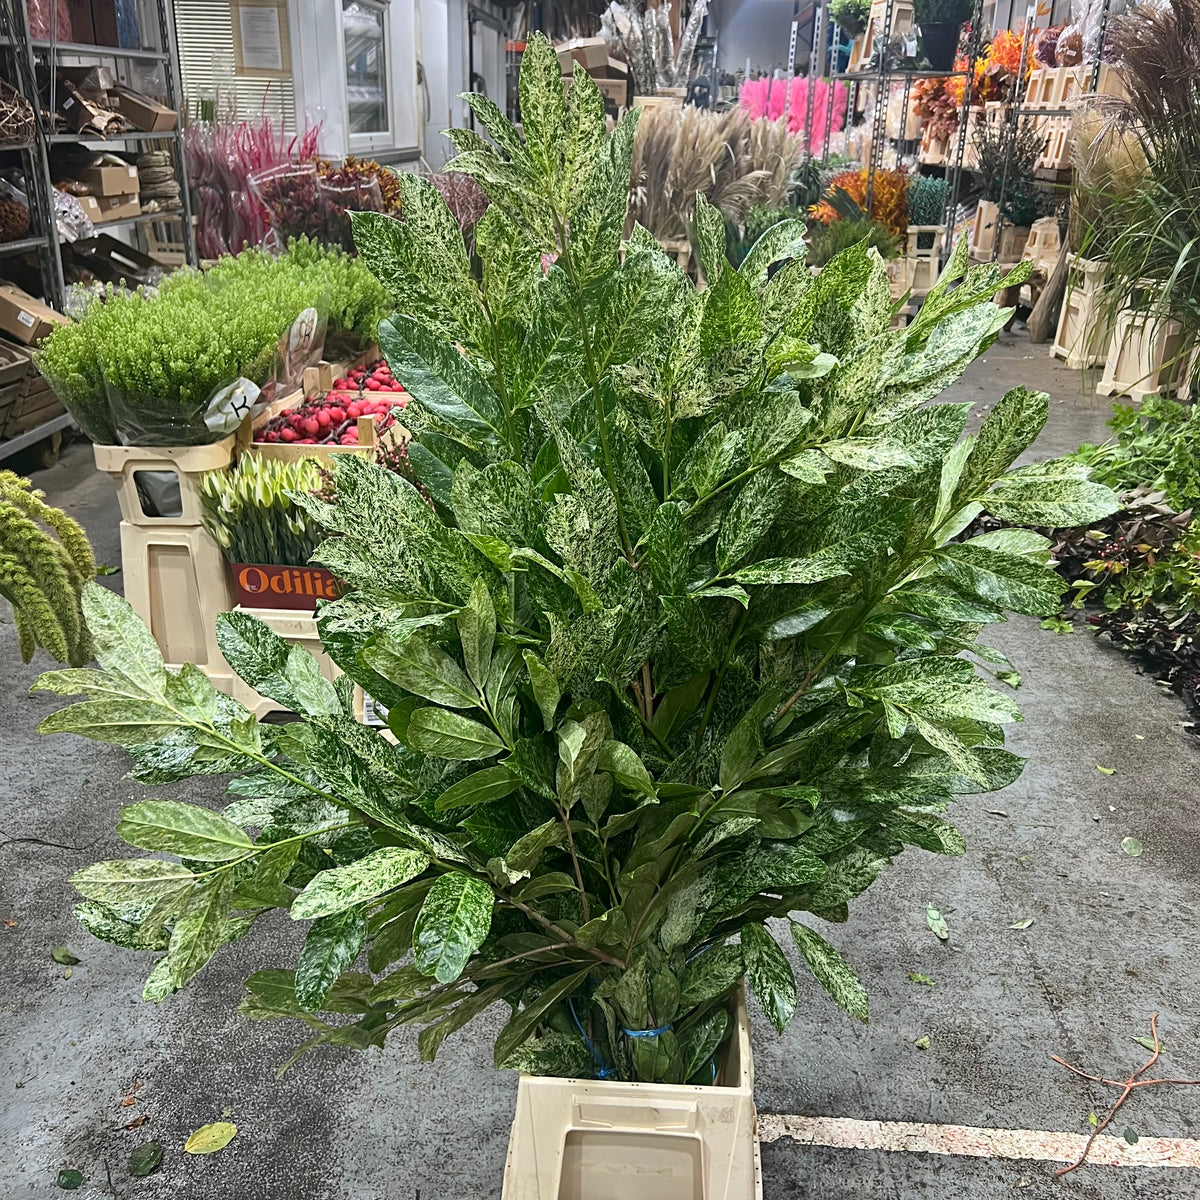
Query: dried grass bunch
xmin=627 ymin=106 xmax=803 ymax=243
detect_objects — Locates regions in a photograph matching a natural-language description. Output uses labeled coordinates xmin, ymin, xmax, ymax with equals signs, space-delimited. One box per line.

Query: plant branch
xmin=557 ymin=802 xmax=591 ymax=924
xmin=498 ymin=890 xmax=623 ymax=969
xmin=1053 ymin=1013 xmax=1200 ymax=1178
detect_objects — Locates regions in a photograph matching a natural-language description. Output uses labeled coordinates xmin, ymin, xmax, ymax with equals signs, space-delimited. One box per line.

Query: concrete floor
xmin=1 ymin=333 xmax=1198 ymax=1199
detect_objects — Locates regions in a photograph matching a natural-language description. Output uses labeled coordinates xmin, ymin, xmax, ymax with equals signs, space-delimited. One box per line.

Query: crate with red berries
xmin=248 ymin=358 xmax=407 ymax=464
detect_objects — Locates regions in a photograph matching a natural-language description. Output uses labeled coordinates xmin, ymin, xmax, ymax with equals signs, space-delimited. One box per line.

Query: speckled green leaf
xmin=934 ymin=543 xmax=1063 ymax=616
xmin=71 ymin=859 xmax=195 ymax=906
xmin=116 ymin=799 xmax=252 ymax=860
xmin=521 ymin=650 xmax=561 ymax=730
xmin=647 ymin=502 xmax=688 ymax=597
xmin=955 ymin=387 xmax=1048 ymax=501
xmin=407 ymin=708 xmax=505 ymax=759
xmin=596 ymin=739 xmax=654 ymax=798
xmin=292 ymin=848 xmax=428 ymax=920
xmin=693 ymin=191 xmax=728 ymax=283
xmin=739 ymin=219 xmax=806 ymax=286
xmin=79 ymin=582 xmax=166 ymax=698
xmin=679 ymin=943 xmax=744 ymax=1009
xmin=823 ymin=438 xmax=916 ymax=472
xmin=742 ymin=923 xmax=797 ymax=1033
xmin=717 ymin=471 xmax=787 ymax=572
xmin=493 ymin=967 xmax=592 ymax=1067
xmin=295 ymin=907 xmax=367 ymax=1011
xmin=457 ymin=579 xmax=496 ymax=688
xmin=37 ymin=698 xmax=186 ymax=746
xmin=499 ymin=1031 xmax=594 ymax=1077
xmin=790 ymin=922 xmax=868 ymax=1021
xmin=412 ymin=872 xmax=494 ymax=983
xmin=517 ymin=34 xmax=566 ymax=183
xmin=166 ymin=872 xmax=234 ymax=988
xmin=983 ymin=466 xmax=1120 ymax=526
xmin=378 ymin=313 xmax=505 ymax=442
xmin=364 ymin=633 xmax=478 ymax=709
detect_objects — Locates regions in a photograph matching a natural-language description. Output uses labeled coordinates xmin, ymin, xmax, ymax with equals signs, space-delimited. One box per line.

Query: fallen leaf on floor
xmin=55 ymin=1169 xmax=83 ymax=1190
xmin=1010 ymin=918 xmax=1034 ymax=930
xmin=1096 ymin=764 xmax=1115 ymax=775
xmin=1108 ymin=806 xmax=1116 ymax=812
xmin=913 ymin=1035 xmax=930 ymax=1050
xmin=120 ymin=1097 xmax=136 ymax=1108
xmin=1132 ymin=1035 xmax=1165 ymax=1053
xmin=122 ymin=1114 xmax=150 ymax=1131
xmin=95 ymin=565 xmax=120 ymax=576
xmin=1134 ymin=734 xmax=1145 ymax=740
xmin=185 ymin=1122 xmax=237 ymax=1155
xmin=1093 ymin=815 xmax=1101 ymax=822
xmin=1124 ymin=1127 xmax=1139 ymax=1145
xmin=50 ymin=946 xmax=80 ymax=965
xmin=925 ymin=906 xmax=949 ymax=940
xmin=62 ymin=967 xmax=72 ymax=980
xmin=1017 ymin=1177 xmax=1032 ymax=1188
xmin=1087 ymin=1111 xmax=1099 ymax=1128
xmin=908 ymin=972 xmax=936 ymax=986
xmin=127 ymin=1142 xmax=163 ymax=1178
xmin=1122 ymin=837 xmax=1143 ymax=857
xmin=3 ymin=918 xmax=15 ymax=929
xmin=985 ymin=809 xmax=1009 ymax=817
xmin=221 ymin=1105 xmax=233 ymax=1117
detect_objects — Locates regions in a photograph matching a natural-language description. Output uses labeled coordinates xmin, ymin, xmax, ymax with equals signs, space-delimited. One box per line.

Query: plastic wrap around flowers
xmin=739 ymin=77 xmax=849 ymax=154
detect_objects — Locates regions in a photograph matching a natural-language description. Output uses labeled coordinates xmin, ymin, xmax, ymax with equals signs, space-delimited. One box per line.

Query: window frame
xmin=339 ymin=0 xmax=394 ymax=154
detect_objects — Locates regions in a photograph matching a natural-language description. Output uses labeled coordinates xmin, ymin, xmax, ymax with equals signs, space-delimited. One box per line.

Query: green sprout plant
xmin=38 ymin=37 xmax=1118 ymax=1086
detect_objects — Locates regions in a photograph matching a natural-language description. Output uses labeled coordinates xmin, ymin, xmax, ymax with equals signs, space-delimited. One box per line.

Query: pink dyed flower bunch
xmin=738 ymin=77 xmax=849 ymax=153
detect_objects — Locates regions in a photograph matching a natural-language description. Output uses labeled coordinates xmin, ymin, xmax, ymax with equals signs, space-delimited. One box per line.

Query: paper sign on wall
xmin=231 ymin=0 xmax=292 ymax=79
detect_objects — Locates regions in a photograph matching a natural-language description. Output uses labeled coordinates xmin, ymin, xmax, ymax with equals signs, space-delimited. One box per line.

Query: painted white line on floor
xmin=758 ymin=1114 xmax=1200 ymax=1168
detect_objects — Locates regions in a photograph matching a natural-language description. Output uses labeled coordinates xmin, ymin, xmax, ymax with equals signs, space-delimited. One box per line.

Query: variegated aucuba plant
xmin=37 ymin=35 xmax=1118 ymax=1083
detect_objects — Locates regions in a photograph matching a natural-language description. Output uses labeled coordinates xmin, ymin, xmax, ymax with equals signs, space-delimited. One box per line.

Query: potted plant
xmin=914 ymin=0 xmax=971 ymax=71
xmin=37 ymin=36 xmax=1119 ymax=1193
xmin=971 ymin=120 xmax=1051 ymax=261
xmin=829 ymin=0 xmax=870 ymax=39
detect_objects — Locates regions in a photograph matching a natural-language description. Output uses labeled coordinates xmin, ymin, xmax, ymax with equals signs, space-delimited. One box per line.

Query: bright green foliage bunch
xmin=35 ymin=239 xmax=391 ymax=446
xmin=200 ymin=455 xmax=330 ymax=567
xmin=1 ymin=471 xmax=95 ymax=664
xmin=807 ymin=216 xmax=899 ymax=267
xmin=1074 ymin=395 xmax=1200 ymax=512
xmin=39 ymin=37 xmax=1118 ymax=1085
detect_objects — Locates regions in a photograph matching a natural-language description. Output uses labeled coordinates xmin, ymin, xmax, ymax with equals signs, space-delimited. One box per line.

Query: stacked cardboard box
xmin=555 ymin=37 xmax=630 ymax=112
xmin=64 ymin=153 xmax=140 ymax=224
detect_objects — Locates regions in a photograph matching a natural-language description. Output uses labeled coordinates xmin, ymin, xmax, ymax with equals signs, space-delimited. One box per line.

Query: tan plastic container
xmin=1096 ymin=307 xmax=1187 ymax=403
xmin=1051 ymin=255 xmax=1109 ymax=369
xmin=501 ymin=988 xmax=760 ymax=1200
xmin=906 ymin=225 xmax=946 ymax=296
xmin=93 ymin=436 xmax=236 ymax=527
xmin=970 ymin=199 xmax=1000 ymax=260
xmin=118 ymin=520 xmax=234 ymax=681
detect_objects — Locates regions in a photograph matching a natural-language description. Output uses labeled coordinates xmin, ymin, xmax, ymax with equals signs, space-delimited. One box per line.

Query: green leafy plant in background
xmin=39 ymin=36 xmax=1118 ymax=1085
xmin=913 ymin=0 xmax=971 ymax=23
xmin=200 ymin=456 xmax=331 ymax=568
xmin=907 ymin=176 xmax=949 ymax=250
xmin=0 ymin=471 xmax=95 ymax=665
xmin=807 ymin=217 xmax=899 ymax=268
xmin=35 ymin=239 xmax=391 ymax=447
xmin=1073 ymin=395 xmax=1200 ymax=512
xmin=828 ymin=0 xmax=870 ymax=38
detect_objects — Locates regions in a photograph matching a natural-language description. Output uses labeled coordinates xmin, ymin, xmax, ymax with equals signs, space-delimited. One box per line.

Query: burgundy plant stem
xmin=1053 ymin=1013 xmax=1200 ymax=1178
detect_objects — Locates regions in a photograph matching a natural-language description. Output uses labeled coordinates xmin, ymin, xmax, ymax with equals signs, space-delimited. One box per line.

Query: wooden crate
xmin=244 ymin=389 xmax=403 ymax=466
xmin=3 ymin=374 xmax=66 ymax=439
xmin=1036 ymin=116 xmax=1072 ymax=171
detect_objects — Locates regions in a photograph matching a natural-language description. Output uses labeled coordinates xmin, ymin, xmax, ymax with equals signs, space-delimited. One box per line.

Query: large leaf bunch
xmin=39 ymin=36 xmax=1119 ymax=1084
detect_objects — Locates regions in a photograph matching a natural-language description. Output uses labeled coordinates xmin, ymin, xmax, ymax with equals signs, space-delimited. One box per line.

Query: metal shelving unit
xmin=0 ymin=0 xmax=196 ymax=312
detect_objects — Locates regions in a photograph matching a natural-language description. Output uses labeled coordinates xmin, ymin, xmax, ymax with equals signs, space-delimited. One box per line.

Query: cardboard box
xmin=93 ymin=193 xmax=141 ymax=223
xmin=562 ymin=74 xmax=628 ymax=110
xmin=0 ymin=284 xmax=68 ymax=345
xmin=75 ymin=194 xmax=103 ymax=224
xmin=112 ymin=86 xmax=177 ymax=132
xmin=75 ymin=161 xmax=139 ymax=196
xmin=555 ymin=36 xmax=609 ymax=72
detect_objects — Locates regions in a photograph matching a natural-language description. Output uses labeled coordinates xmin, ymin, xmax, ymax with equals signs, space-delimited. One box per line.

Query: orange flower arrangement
xmin=808 ymin=168 xmax=910 ymax=244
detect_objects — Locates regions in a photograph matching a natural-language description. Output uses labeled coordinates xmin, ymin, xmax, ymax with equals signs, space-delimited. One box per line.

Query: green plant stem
xmin=691 ymin=608 xmax=748 ymax=754
xmin=498 ymin=889 xmax=623 ymax=969
xmin=557 ymin=800 xmax=591 ymax=923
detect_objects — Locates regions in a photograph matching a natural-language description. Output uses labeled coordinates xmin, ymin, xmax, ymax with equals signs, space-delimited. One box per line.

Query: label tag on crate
xmin=361 ymin=693 xmax=389 ymax=728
